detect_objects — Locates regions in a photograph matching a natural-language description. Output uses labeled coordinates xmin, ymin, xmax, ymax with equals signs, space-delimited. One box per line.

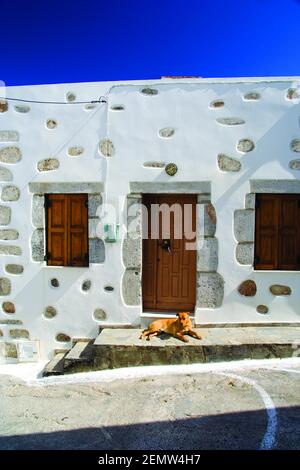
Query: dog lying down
xmin=140 ymin=312 xmax=202 ymax=343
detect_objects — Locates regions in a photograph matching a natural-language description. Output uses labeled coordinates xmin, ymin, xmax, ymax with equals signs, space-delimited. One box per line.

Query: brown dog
xmin=140 ymin=312 xmax=202 ymax=343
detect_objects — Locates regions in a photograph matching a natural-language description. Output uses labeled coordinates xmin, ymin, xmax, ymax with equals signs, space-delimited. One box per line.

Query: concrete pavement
xmin=0 ymin=359 xmax=300 ymax=449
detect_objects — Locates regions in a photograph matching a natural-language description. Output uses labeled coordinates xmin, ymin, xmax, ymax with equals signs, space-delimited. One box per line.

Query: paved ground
xmin=0 ymin=359 xmax=300 ymax=450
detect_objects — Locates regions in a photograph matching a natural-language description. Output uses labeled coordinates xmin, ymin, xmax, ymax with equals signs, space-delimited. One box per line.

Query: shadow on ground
xmin=1 ymin=406 xmax=300 ymax=450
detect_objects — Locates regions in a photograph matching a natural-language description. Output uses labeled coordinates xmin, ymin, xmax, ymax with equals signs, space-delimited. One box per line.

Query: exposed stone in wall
xmin=122 ymin=237 xmax=142 ymax=268
xmin=10 ymin=329 xmax=29 ymax=339
xmin=289 ymin=159 xmax=300 ymax=170
xmin=32 ymin=195 xmax=44 ymax=228
xmin=37 ymin=158 xmax=59 ymax=172
xmin=130 ymin=181 xmax=211 ymax=194
xmin=93 ymin=308 xmax=107 ymax=320
xmin=217 ymin=154 xmax=241 ymax=172
xmin=29 ymin=182 xmax=103 ymax=194
xmin=0 ymin=131 xmax=19 ymax=142
xmin=68 ymin=146 xmax=84 ymax=156
xmin=46 ymin=119 xmax=57 ymax=129
xmin=286 ymin=88 xmax=299 ymax=100
xmin=237 ymin=139 xmax=255 ymax=153
xmin=31 ymin=229 xmax=44 ymax=261
xmin=1 ymin=343 xmax=17 ymax=358
xmin=216 ymin=117 xmax=245 ymax=126
xmin=0 ymin=245 xmax=22 ymax=256
xmin=234 ymin=209 xmax=255 ymax=242
xmin=238 ymin=280 xmax=257 ymax=297
xmin=110 ymin=104 xmax=125 ymax=111
xmin=88 ymin=218 xmax=100 ymax=238
xmin=0 ymin=166 xmax=13 ymax=182
xmin=140 ymin=87 xmax=158 ymax=96
xmin=122 ymin=269 xmax=141 ymax=306
xmin=210 ymin=99 xmax=224 ymax=108
xmin=0 ymin=100 xmax=8 ymax=112
xmin=197 ymin=201 xmax=217 ymax=239
xmin=0 ymin=278 xmax=11 ymax=296
xmin=84 ymin=104 xmax=96 ymax=111
xmin=88 ymin=194 xmax=102 ymax=217
xmin=203 ymin=203 xmax=216 ymax=236
xmin=0 ymin=206 xmax=11 ymax=225
xmin=99 ymin=139 xmax=115 ymax=157
xmin=44 ymin=306 xmax=57 ymax=319
xmin=257 ymin=305 xmax=269 ymax=314
xmin=291 ymin=139 xmax=300 ymax=153
xmin=1 ymin=185 xmax=20 ymax=202
xmin=104 ymin=285 xmax=114 ymax=292
xmin=250 ymin=179 xmax=300 ymax=194
xmin=51 ymin=278 xmax=59 ymax=288
xmin=0 ymin=229 xmax=19 ymax=240
xmin=5 ymin=264 xmax=23 ymax=275
xmin=196 ymin=273 xmax=224 ymax=308
xmin=89 ymin=239 xmax=105 ymax=263
xmin=197 ymin=238 xmax=218 ymax=272
xmin=270 ymin=285 xmax=291 ymax=296
xmin=82 ymin=280 xmax=91 ymax=291
xmin=159 ymin=128 xmax=175 ymax=138
xmin=143 ymin=161 xmax=165 ymax=168
xmin=0 ymin=319 xmax=22 ymax=325
xmin=235 ymin=243 xmax=254 ymax=265
xmin=14 ymin=105 xmax=30 ymax=113
xmin=56 ymin=333 xmax=71 ymax=342
xmin=244 ymin=92 xmax=261 ymax=101
xmin=127 ymin=195 xmax=142 ymax=236
xmin=245 ymin=193 xmax=255 ymax=209
xmin=2 ymin=301 xmax=15 ymax=314
xmin=66 ymin=92 xmax=76 ymax=102
xmin=0 ymin=147 xmax=22 ymax=163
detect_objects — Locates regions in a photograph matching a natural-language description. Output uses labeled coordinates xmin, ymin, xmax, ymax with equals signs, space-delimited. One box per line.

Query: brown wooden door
xmin=142 ymin=194 xmax=197 ymax=312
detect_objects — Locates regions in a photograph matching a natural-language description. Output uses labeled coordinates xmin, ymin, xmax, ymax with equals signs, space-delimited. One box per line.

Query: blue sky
xmin=1 ymin=0 xmax=300 ymax=86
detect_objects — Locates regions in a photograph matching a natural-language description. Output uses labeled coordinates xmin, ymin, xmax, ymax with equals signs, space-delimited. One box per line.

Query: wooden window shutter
xmin=278 ymin=195 xmax=300 ymax=270
xmin=46 ymin=194 xmax=88 ymax=267
xmin=68 ymin=194 xmax=88 ymax=267
xmin=254 ymin=194 xmax=279 ymax=270
xmin=46 ymin=194 xmax=68 ymax=266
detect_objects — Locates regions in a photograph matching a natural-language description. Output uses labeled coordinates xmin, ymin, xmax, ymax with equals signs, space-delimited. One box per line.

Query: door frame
xmin=121 ymin=181 xmax=223 ymax=314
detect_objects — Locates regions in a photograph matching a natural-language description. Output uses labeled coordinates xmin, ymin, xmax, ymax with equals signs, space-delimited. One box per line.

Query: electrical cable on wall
xmin=0 ymin=96 xmax=107 ymax=105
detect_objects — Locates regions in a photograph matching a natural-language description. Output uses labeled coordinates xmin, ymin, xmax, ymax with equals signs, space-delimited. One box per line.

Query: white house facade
xmin=1 ymin=76 xmax=300 ymax=362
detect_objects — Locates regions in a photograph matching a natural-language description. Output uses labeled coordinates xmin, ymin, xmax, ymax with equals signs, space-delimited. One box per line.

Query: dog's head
xmin=177 ymin=311 xmax=192 ymax=330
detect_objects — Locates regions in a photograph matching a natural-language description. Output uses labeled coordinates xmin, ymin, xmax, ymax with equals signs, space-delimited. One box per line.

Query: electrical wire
xmin=0 ymin=96 xmax=107 ymax=105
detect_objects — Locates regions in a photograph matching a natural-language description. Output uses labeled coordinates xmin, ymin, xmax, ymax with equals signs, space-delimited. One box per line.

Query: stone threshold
xmin=196 ymin=322 xmax=300 ymax=328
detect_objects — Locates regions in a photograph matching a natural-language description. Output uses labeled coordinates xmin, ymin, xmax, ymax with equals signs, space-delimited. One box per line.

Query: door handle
xmin=159 ymin=239 xmax=172 ymax=253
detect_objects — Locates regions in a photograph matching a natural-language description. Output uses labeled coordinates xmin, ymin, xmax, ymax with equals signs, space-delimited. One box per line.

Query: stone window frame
xmin=122 ymin=181 xmax=224 ymax=310
xmin=29 ymin=182 xmax=105 ymax=265
xmin=234 ymin=179 xmax=300 ymax=271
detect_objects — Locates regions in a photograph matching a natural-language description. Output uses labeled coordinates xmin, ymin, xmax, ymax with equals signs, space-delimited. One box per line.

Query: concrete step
xmin=63 ymin=339 xmax=94 ymax=374
xmin=64 ymin=340 xmax=90 ymax=361
xmin=43 ymin=351 xmax=68 ymax=376
xmin=91 ymin=326 xmax=300 ymax=370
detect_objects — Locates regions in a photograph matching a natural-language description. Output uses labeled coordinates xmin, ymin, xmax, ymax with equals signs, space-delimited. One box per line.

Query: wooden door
xmin=142 ymin=194 xmax=197 ymax=312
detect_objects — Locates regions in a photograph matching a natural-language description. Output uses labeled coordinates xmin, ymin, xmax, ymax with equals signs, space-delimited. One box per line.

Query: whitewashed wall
xmin=0 ymin=77 xmax=300 ymax=360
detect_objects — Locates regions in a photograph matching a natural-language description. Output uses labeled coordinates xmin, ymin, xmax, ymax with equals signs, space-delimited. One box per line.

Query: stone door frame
xmin=122 ymin=181 xmax=224 ymax=311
